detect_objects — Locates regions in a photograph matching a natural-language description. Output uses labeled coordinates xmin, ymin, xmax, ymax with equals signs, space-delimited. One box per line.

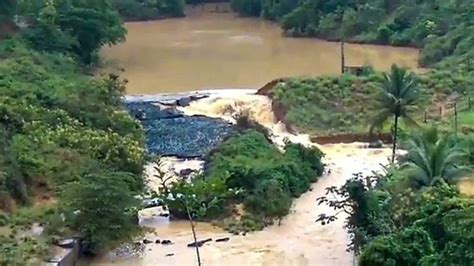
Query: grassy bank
xmin=268 ymin=69 xmax=473 ymax=136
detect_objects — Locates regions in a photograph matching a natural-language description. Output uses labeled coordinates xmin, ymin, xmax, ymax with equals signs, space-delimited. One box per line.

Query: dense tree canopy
xmin=231 ymin=0 xmax=474 ymax=69
xmin=0 ymin=0 xmax=146 ymax=260
xmin=20 ymin=0 xmax=126 ymax=64
xmin=112 ymin=0 xmax=185 ymax=21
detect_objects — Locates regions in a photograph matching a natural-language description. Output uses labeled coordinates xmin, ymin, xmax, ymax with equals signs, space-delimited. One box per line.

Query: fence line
xmin=422 ymin=96 xmax=472 ymax=123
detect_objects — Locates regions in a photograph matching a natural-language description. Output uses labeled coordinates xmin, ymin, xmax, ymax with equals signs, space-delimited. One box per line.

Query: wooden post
xmin=439 ymin=106 xmax=442 ymax=118
xmin=424 ymin=110 xmax=427 ymax=123
xmin=340 ymin=10 xmax=345 ymax=74
xmin=341 ymin=39 xmax=345 ymax=74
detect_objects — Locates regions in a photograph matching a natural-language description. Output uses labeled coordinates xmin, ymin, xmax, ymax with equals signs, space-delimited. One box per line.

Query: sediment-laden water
xmin=94 ymin=141 xmax=391 ymax=266
xmin=93 ymin=90 xmax=393 ymax=266
xmin=94 ymin=5 xmax=460 ymax=266
xmin=103 ymin=5 xmax=420 ymax=94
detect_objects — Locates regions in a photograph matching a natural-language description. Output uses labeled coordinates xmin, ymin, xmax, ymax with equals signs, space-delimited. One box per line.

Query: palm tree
xmin=402 ymin=127 xmax=470 ymax=187
xmin=370 ymin=65 xmax=419 ymax=163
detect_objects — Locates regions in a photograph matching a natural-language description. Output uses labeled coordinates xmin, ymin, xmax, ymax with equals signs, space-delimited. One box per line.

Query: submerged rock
xmin=126 ymin=101 xmax=236 ymax=158
xmin=368 ymin=140 xmax=384 ymax=149
xmin=179 ymin=168 xmax=193 ymax=176
xmin=177 ymin=97 xmax=191 ymax=107
xmin=161 ymin=240 xmax=173 ymax=245
xmin=143 ymin=239 xmax=153 ymax=244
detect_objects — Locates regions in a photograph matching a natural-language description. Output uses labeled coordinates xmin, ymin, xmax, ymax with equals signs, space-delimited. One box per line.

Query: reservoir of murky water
xmin=103 ymin=4 xmax=420 ymax=94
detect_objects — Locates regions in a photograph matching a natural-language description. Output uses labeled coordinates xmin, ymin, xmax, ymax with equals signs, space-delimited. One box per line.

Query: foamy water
xmin=179 ymin=91 xmax=315 ymax=148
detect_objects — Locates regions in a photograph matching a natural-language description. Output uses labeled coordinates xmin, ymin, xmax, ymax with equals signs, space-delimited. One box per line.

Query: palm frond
xmin=369 ymin=109 xmax=392 ymax=133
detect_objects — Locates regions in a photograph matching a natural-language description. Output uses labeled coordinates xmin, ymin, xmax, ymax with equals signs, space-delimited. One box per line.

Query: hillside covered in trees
xmin=231 ymin=0 xmax=474 ymax=69
xmin=0 ymin=0 xmax=146 ymax=264
xmin=0 ymin=0 xmax=473 ymax=265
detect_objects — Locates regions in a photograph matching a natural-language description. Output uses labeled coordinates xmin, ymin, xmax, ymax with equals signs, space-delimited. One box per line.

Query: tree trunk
xmin=391 ymin=115 xmax=399 ymax=163
xmin=185 ymin=204 xmax=202 ymax=266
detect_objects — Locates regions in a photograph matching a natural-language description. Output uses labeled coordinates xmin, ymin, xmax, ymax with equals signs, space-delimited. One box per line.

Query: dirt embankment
xmin=256 ymin=78 xmax=393 ymax=144
xmin=256 ymin=78 xmax=296 ymax=133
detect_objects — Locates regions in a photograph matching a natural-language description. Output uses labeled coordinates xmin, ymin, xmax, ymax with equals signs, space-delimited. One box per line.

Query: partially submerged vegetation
xmin=318 ymin=128 xmax=473 ymax=265
xmin=162 ymin=129 xmax=324 ymax=233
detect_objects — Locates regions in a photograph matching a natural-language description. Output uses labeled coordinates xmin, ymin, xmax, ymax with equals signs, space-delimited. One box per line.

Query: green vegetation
xmin=317 ymin=127 xmax=473 ymax=265
xmin=163 ymin=130 xmax=324 ymax=232
xmin=272 ymin=67 xmax=473 ymax=135
xmin=369 ymin=65 xmax=419 ymax=162
xmin=401 ymin=128 xmax=470 ymax=188
xmin=0 ymin=0 xmax=146 ymax=262
xmin=112 ymin=0 xmax=185 ymax=21
xmin=231 ymin=0 xmax=474 ymax=69
xmin=20 ymin=0 xmax=127 ymax=65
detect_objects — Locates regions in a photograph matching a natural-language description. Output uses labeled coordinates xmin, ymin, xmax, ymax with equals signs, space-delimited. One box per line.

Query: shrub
xmin=167 ymin=130 xmax=324 ymax=230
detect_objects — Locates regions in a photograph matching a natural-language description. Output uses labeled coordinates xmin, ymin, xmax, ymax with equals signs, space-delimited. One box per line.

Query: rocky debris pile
xmin=125 ymin=101 xmax=236 ymax=158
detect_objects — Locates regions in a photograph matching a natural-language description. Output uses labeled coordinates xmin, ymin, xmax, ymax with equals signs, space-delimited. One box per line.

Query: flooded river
xmin=94 ymin=5 xmax=466 ymax=266
xmin=93 ymin=91 xmax=393 ymax=266
xmin=103 ymin=4 xmax=420 ymax=94
xmin=94 ymin=143 xmax=392 ymax=266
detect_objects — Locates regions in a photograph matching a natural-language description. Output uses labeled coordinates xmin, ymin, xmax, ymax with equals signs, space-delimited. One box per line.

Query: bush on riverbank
xmin=164 ymin=130 xmax=324 ymax=231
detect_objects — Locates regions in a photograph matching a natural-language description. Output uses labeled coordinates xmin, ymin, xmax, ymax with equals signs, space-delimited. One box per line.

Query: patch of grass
xmin=459 ymin=111 xmax=474 ymax=125
xmin=272 ymin=71 xmax=472 ymax=135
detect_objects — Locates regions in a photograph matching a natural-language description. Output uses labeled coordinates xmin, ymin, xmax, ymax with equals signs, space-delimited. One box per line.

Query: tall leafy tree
xmin=22 ymin=0 xmax=126 ymax=64
xmin=402 ymin=127 xmax=470 ymax=187
xmin=62 ymin=172 xmax=140 ymax=254
xmin=370 ymin=65 xmax=419 ymax=163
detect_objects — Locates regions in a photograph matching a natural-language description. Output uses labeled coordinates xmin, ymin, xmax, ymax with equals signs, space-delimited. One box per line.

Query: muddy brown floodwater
xmin=103 ymin=5 xmax=421 ymax=94
xmin=93 ymin=143 xmax=392 ymax=266
xmin=94 ymin=5 xmax=429 ymax=266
